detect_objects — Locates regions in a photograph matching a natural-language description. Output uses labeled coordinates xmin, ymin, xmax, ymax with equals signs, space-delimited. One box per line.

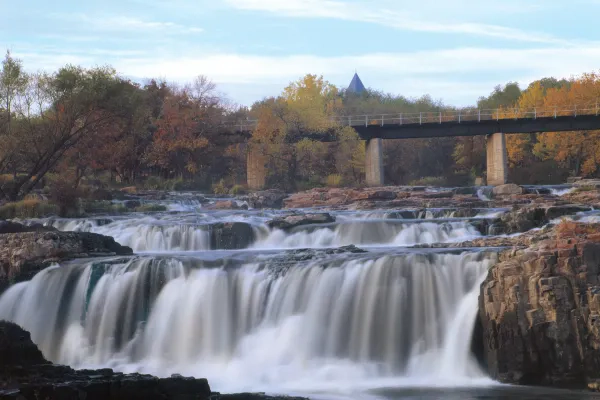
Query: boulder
xmin=210 ymin=222 xmax=255 ymax=250
xmin=268 ymin=213 xmax=335 ymax=231
xmin=123 ymin=200 xmax=141 ymax=209
xmin=213 ymin=200 xmax=241 ymax=210
xmin=478 ymin=223 xmax=600 ymax=388
xmin=492 ymin=184 xmax=524 ymax=196
xmin=0 ymin=231 xmax=133 ymax=293
xmin=248 ymin=190 xmax=287 ymax=209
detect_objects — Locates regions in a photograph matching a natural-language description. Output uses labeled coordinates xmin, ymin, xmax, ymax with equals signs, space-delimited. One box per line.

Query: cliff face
xmin=479 ymin=222 xmax=600 ymax=388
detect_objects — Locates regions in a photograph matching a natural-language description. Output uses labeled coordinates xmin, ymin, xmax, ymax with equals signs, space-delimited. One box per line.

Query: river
xmin=0 ymin=192 xmax=598 ymax=399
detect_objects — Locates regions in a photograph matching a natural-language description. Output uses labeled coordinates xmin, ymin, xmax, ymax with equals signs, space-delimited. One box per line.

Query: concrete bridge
xmin=236 ymin=105 xmax=600 ymax=189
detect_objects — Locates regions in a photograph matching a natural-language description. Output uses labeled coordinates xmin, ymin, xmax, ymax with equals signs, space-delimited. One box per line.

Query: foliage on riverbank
xmin=2 ymin=50 xmax=600 ymax=200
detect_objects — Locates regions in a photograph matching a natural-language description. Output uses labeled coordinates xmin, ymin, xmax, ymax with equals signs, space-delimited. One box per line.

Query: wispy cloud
xmin=52 ymin=13 xmax=203 ymax=35
xmin=223 ymin=0 xmax=568 ymax=45
xmin=13 ymin=44 xmax=600 ymax=105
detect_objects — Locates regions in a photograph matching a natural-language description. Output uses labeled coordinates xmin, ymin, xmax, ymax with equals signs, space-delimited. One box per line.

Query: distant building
xmin=347 ymin=72 xmax=366 ymax=94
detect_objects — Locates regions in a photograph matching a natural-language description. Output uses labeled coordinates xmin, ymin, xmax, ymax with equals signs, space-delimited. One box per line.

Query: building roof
xmin=347 ymin=72 xmax=366 ymax=93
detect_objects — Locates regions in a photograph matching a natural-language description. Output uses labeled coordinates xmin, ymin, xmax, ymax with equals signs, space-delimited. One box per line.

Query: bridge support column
xmin=365 ymin=138 xmax=384 ymax=186
xmin=486 ymin=132 xmax=508 ymax=186
xmin=247 ymin=146 xmax=266 ymax=190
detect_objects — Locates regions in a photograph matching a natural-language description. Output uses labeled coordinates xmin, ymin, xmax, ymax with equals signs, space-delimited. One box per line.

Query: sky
xmin=2 ymin=0 xmax=600 ymax=107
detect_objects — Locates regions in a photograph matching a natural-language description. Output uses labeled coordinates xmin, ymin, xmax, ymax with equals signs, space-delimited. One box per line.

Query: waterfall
xmin=253 ymin=221 xmax=481 ymax=249
xmin=0 ymin=252 xmax=496 ymax=393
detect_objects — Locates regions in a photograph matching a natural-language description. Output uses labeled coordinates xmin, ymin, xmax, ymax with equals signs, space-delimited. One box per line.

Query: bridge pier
xmin=247 ymin=146 xmax=266 ymax=190
xmin=365 ymin=138 xmax=384 ymax=186
xmin=486 ymin=132 xmax=508 ymax=186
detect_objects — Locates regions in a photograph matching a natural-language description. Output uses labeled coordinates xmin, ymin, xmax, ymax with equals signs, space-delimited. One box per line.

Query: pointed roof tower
xmin=347 ymin=72 xmax=366 ymax=94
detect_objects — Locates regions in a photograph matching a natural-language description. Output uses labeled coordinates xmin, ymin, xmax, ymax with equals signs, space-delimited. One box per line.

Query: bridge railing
xmin=224 ymin=102 xmax=600 ymax=131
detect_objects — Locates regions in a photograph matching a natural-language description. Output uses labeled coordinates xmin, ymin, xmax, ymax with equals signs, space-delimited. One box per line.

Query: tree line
xmin=1 ymin=49 xmax=600 ymax=201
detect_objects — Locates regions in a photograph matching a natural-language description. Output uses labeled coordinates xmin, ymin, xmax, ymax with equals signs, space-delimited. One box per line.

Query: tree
xmin=0 ymin=65 xmax=129 ymax=200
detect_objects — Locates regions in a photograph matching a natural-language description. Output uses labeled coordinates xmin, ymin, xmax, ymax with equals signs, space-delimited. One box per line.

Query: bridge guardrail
xmin=224 ymin=102 xmax=600 ymax=131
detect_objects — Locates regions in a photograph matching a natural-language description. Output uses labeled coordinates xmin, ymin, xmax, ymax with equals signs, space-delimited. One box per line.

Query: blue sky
xmin=2 ymin=0 xmax=600 ymax=106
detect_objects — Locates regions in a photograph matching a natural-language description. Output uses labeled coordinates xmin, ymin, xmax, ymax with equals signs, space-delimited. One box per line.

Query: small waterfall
xmin=46 ymin=218 xmax=211 ymax=252
xmin=0 ymin=252 xmax=496 ymax=393
xmin=253 ymin=221 xmax=481 ymax=249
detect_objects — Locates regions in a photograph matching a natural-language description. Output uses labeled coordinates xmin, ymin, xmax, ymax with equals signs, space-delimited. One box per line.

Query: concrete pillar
xmin=247 ymin=147 xmax=266 ymax=190
xmin=486 ymin=132 xmax=508 ymax=186
xmin=365 ymin=138 xmax=384 ymax=186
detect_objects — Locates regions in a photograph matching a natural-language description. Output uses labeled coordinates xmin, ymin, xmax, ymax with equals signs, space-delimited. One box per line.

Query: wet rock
xmin=268 ymin=213 xmax=335 ymax=231
xmin=0 ymin=221 xmax=55 ymax=234
xmin=453 ymin=187 xmax=478 ymax=195
xmin=123 ymin=200 xmax=141 ymax=209
xmin=545 ymin=205 xmax=591 ymax=220
xmin=0 ymin=231 xmax=133 ymax=293
xmin=248 ymin=190 xmax=287 ymax=209
xmin=210 ymin=222 xmax=254 ymax=250
xmin=478 ymin=223 xmax=600 ymax=388
xmin=417 ymin=191 xmax=454 ymax=199
xmin=492 ymin=184 xmax=524 ymax=196
xmin=493 ymin=205 xmax=593 ymax=235
xmin=0 ymin=321 xmax=212 ymax=400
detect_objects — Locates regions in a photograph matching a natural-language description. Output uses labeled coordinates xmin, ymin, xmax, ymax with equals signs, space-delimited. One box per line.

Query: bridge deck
xmin=230 ymin=105 xmax=600 ymax=140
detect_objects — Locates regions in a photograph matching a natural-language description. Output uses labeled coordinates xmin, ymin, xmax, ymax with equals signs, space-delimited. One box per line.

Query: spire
xmin=347 ymin=72 xmax=366 ymax=94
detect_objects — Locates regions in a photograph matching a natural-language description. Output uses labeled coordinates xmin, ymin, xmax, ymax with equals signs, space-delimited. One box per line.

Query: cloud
xmin=53 ymin=13 xmax=203 ymax=35
xmin=14 ymin=45 xmax=600 ymax=105
xmin=223 ymin=0 xmax=568 ymax=45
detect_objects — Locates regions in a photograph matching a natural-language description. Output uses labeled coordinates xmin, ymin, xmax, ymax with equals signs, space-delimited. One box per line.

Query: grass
xmin=0 ymin=199 xmax=59 ymax=219
xmin=573 ymin=185 xmax=598 ymax=193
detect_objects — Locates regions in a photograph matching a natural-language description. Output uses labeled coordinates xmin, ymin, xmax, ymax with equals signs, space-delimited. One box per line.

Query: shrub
xmin=47 ymin=179 xmax=81 ymax=217
xmin=135 ymin=204 xmax=167 ymax=212
xmin=0 ymin=199 xmax=58 ymax=219
xmin=81 ymin=200 xmax=127 ymax=214
xmin=326 ymin=174 xmax=343 ymax=187
xmin=212 ymin=179 xmax=228 ymax=195
xmin=229 ymin=184 xmax=247 ymax=195
xmin=574 ymin=185 xmax=597 ymax=193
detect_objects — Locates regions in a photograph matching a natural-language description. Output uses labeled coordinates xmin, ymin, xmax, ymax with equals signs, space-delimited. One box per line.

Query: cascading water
xmin=0 ymin=251 xmax=497 ymax=394
xmin=253 ymin=221 xmax=482 ymax=249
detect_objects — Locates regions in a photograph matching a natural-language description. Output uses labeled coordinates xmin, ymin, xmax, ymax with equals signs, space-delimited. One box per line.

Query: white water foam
xmin=253 ymin=221 xmax=481 ymax=250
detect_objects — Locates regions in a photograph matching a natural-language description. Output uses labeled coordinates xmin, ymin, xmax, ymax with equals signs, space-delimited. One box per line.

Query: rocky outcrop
xmin=478 ymin=222 xmax=600 ymax=388
xmin=492 ymin=205 xmax=592 ymax=235
xmin=209 ymin=222 xmax=255 ymax=250
xmin=0 ymin=320 xmax=212 ymax=400
xmin=248 ymin=190 xmax=287 ymax=209
xmin=268 ymin=213 xmax=335 ymax=231
xmin=0 ymin=231 xmax=133 ymax=293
